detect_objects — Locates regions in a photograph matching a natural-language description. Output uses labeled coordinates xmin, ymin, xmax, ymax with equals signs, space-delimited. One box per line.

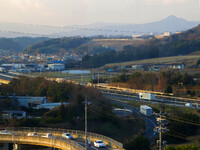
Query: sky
xmin=0 ymin=0 xmax=199 ymax=26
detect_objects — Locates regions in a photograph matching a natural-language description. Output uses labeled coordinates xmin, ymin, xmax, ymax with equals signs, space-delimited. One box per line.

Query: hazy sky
xmin=0 ymin=0 xmax=199 ymax=26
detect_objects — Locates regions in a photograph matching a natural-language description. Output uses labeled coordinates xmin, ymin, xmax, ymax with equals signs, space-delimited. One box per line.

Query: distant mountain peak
xmin=166 ymin=15 xmax=179 ymax=19
xmin=162 ymin=15 xmax=185 ymax=22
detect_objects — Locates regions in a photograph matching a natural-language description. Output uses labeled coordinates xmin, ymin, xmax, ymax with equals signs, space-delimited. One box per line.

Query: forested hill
xmin=0 ymin=38 xmax=22 ymax=50
xmin=0 ymin=37 xmax=48 ymax=51
xmin=81 ymin=25 xmax=200 ymax=68
xmin=25 ymin=37 xmax=91 ymax=54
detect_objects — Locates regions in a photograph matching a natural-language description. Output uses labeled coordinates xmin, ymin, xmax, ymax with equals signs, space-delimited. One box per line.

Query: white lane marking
xmin=91 ymin=146 xmax=98 ymax=150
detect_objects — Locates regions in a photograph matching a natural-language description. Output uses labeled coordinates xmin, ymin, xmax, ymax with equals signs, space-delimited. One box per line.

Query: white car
xmin=27 ymin=132 xmax=38 ymax=136
xmin=0 ymin=130 xmax=13 ymax=135
xmin=41 ymin=133 xmax=53 ymax=138
xmin=62 ymin=133 xmax=73 ymax=140
xmin=94 ymin=140 xmax=105 ymax=148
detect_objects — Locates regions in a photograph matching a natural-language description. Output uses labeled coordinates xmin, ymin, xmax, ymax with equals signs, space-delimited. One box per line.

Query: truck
xmin=140 ymin=105 xmax=152 ymax=116
xmin=185 ymin=103 xmax=193 ymax=107
xmin=138 ymin=93 xmax=155 ymax=100
xmin=0 ymin=67 xmax=6 ymax=73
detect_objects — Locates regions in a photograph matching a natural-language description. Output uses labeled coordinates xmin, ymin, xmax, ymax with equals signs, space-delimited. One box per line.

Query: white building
xmin=169 ymin=64 xmax=185 ymax=69
xmin=2 ymin=110 xmax=26 ymax=120
xmin=62 ymin=70 xmax=90 ymax=74
xmin=48 ymin=64 xmax=65 ymax=70
xmin=2 ymin=63 xmax=26 ymax=69
xmin=36 ymin=102 xmax=69 ymax=110
xmin=10 ymin=96 xmax=47 ymax=108
xmin=132 ymin=65 xmax=143 ymax=70
xmin=164 ymin=32 xmax=171 ymax=36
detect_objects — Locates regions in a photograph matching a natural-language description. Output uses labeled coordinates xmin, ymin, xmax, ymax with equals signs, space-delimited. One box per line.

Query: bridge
xmin=0 ymin=127 xmax=124 ymax=150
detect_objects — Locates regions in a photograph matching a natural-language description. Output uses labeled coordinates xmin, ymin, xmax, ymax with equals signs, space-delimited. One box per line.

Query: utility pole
xmin=123 ymin=104 xmax=125 ymax=117
xmin=158 ymin=114 xmax=162 ymax=150
xmin=85 ymin=98 xmax=88 ymax=150
xmin=98 ymin=72 xmax=99 ymax=84
xmin=84 ymin=98 xmax=91 ymax=150
xmin=154 ymin=112 xmax=167 ymax=150
xmin=109 ymin=73 xmax=111 ymax=83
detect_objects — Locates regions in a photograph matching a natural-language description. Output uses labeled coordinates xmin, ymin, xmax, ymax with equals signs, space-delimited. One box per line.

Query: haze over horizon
xmin=0 ymin=0 xmax=199 ymax=26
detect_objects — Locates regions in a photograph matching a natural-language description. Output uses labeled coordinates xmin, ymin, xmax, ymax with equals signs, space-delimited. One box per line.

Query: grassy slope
xmin=103 ymin=55 xmax=200 ymax=68
xmin=90 ymin=39 xmax=149 ymax=51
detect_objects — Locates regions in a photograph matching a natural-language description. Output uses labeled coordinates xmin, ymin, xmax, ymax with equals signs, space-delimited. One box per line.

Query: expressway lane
xmin=102 ymin=90 xmax=200 ymax=109
xmin=0 ymin=130 xmax=115 ymax=150
xmin=74 ymin=139 xmax=112 ymax=150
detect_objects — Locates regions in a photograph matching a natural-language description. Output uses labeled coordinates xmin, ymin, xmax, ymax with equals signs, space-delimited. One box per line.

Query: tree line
xmin=111 ymin=71 xmax=200 ymax=97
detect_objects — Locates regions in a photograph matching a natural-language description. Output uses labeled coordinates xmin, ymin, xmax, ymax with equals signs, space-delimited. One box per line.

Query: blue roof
xmin=52 ymin=61 xmax=64 ymax=64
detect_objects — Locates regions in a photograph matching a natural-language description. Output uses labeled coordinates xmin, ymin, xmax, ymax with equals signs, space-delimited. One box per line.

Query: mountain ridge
xmin=0 ymin=16 xmax=199 ymax=37
xmin=55 ymin=15 xmax=200 ymax=36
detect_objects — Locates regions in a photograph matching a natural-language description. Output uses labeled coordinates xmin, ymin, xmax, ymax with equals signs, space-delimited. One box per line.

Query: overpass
xmin=0 ymin=127 xmax=124 ymax=150
xmin=0 ymin=72 xmax=20 ymax=85
xmin=0 ymin=134 xmax=83 ymax=150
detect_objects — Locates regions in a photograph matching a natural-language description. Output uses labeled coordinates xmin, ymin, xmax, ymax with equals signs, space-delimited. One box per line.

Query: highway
xmin=0 ymin=72 xmax=20 ymax=84
xmin=0 ymin=127 xmax=123 ymax=150
xmin=101 ymin=89 xmax=200 ymax=109
xmin=108 ymin=98 xmax=158 ymax=144
xmin=0 ymin=74 xmax=13 ymax=81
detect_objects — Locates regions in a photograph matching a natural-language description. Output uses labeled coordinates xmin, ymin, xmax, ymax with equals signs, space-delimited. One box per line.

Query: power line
xmin=165 ymin=132 xmax=199 ymax=143
xmin=167 ymin=115 xmax=200 ymax=125
xmin=0 ymin=29 xmax=60 ymax=38
xmin=165 ymin=116 xmax=200 ymax=127
xmin=167 ymin=130 xmax=199 ymax=142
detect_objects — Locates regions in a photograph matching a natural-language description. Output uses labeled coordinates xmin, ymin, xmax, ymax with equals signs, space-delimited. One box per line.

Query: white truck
xmin=138 ymin=93 xmax=155 ymax=100
xmin=185 ymin=103 xmax=193 ymax=107
xmin=140 ymin=105 xmax=152 ymax=116
xmin=0 ymin=67 xmax=6 ymax=73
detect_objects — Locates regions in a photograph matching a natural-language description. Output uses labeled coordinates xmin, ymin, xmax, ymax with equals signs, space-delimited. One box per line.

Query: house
xmin=132 ymin=65 xmax=143 ymax=70
xmin=169 ymin=64 xmax=185 ymax=69
xmin=164 ymin=32 xmax=171 ymax=36
xmin=2 ymin=110 xmax=26 ymax=120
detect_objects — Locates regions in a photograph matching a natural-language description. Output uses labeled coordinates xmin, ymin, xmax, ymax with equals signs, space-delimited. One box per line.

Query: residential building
xmin=2 ymin=110 xmax=26 ymax=120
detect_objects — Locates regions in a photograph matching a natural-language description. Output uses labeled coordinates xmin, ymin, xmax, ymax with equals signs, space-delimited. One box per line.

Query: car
xmin=94 ymin=140 xmax=105 ymax=148
xmin=41 ymin=133 xmax=53 ymax=138
xmin=0 ymin=130 xmax=13 ymax=135
xmin=62 ymin=133 xmax=73 ymax=140
xmin=27 ymin=132 xmax=38 ymax=136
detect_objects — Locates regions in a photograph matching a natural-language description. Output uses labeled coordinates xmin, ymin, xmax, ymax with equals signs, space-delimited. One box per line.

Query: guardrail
xmin=5 ymin=127 xmax=124 ymax=149
xmin=0 ymin=134 xmax=84 ymax=150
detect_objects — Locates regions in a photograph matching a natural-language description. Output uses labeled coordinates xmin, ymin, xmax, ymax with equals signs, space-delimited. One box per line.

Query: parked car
xmin=42 ymin=133 xmax=53 ymax=138
xmin=62 ymin=133 xmax=73 ymax=140
xmin=94 ymin=140 xmax=105 ymax=148
xmin=27 ymin=132 xmax=38 ymax=136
